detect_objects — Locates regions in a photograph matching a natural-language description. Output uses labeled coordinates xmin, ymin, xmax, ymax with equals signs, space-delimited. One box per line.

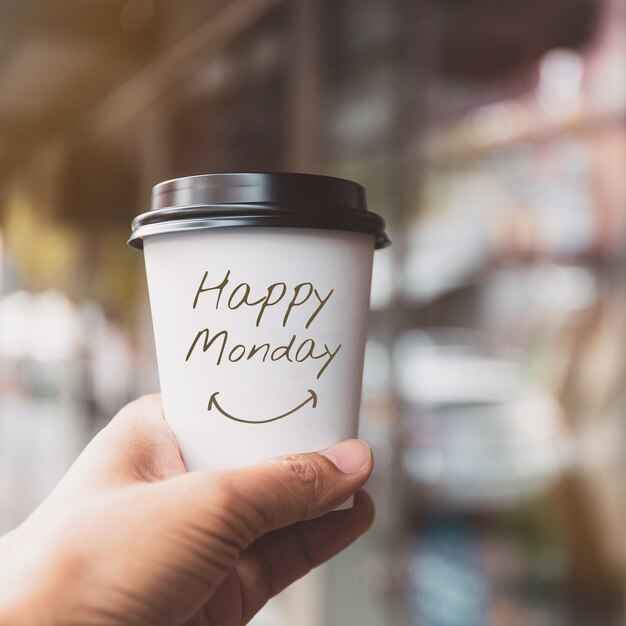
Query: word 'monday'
xmin=185 ymin=270 xmax=341 ymax=379
xmin=185 ymin=329 xmax=340 ymax=380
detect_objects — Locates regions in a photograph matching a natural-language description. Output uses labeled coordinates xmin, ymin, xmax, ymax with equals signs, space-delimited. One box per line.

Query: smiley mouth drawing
xmin=207 ymin=389 xmax=318 ymax=424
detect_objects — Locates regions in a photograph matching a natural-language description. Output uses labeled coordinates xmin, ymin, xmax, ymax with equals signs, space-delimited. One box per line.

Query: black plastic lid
xmin=128 ymin=172 xmax=390 ymax=249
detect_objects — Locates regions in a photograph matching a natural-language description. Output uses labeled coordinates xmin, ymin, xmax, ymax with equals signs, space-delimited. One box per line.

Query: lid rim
xmin=152 ymin=172 xmax=366 ymax=194
xmin=130 ymin=172 xmax=390 ymax=251
xmin=131 ymin=203 xmax=383 ymax=228
xmin=129 ymin=215 xmax=391 ymax=250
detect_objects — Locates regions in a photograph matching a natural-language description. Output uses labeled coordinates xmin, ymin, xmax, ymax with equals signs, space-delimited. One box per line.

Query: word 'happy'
xmin=185 ymin=270 xmax=341 ymax=379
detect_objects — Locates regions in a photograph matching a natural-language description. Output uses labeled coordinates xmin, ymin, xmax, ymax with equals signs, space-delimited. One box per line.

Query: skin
xmin=0 ymin=394 xmax=374 ymax=626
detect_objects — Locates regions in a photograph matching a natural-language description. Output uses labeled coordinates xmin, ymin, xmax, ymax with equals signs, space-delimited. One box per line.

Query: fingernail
xmin=321 ymin=439 xmax=371 ymax=474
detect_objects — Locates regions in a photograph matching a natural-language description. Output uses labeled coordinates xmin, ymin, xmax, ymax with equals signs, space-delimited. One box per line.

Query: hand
xmin=0 ymin=395 xmax=374 ymax=626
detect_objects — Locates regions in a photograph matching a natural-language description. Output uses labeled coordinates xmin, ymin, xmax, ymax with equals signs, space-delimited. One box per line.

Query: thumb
xmin=177 ymin=439 xmax=373 ymax=549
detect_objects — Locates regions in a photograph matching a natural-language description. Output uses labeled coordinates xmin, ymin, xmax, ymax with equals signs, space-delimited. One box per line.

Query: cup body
xmin=143 ymin=226 xmax=375 ymax=471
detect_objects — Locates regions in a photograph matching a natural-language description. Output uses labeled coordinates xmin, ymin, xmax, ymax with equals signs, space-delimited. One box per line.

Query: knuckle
xmin=203 ymin=474 xmax=241 ymax=519
xmin=278 ymin=455 xmax=328 ymax=514
xmin=118 ymin=393 xmax=162 ymax=419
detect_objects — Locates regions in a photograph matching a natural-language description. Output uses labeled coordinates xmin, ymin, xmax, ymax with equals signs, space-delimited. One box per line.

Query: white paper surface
xmin=143 ymin=227 xmax=375 ymax=471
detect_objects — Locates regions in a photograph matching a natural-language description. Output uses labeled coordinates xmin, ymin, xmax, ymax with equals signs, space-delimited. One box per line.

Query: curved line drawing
xmin=207 ymin=389 xmax=318 ymax=424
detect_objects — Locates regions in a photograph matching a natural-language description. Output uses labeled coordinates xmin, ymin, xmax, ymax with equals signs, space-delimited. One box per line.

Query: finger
xmin=95 ymin=393 xmax=186 ymax=481
xmin=180 ymin=439 xmax=374 ymax=549
xmin=234 ymin=490 xmax=375 ymax=624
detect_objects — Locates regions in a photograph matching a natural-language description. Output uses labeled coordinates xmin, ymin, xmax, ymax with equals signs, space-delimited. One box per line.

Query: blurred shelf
xmin=416 ymin=106 xmax=626 ymax=167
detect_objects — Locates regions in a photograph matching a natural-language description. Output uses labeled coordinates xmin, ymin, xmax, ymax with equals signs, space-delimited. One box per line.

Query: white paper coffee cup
xmin=129 ymin=173 xmax=390 ymax=475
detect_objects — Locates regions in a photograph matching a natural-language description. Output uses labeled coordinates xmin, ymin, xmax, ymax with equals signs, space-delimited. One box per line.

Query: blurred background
xmin=0 ymin=0 xmax=625 ymax=624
